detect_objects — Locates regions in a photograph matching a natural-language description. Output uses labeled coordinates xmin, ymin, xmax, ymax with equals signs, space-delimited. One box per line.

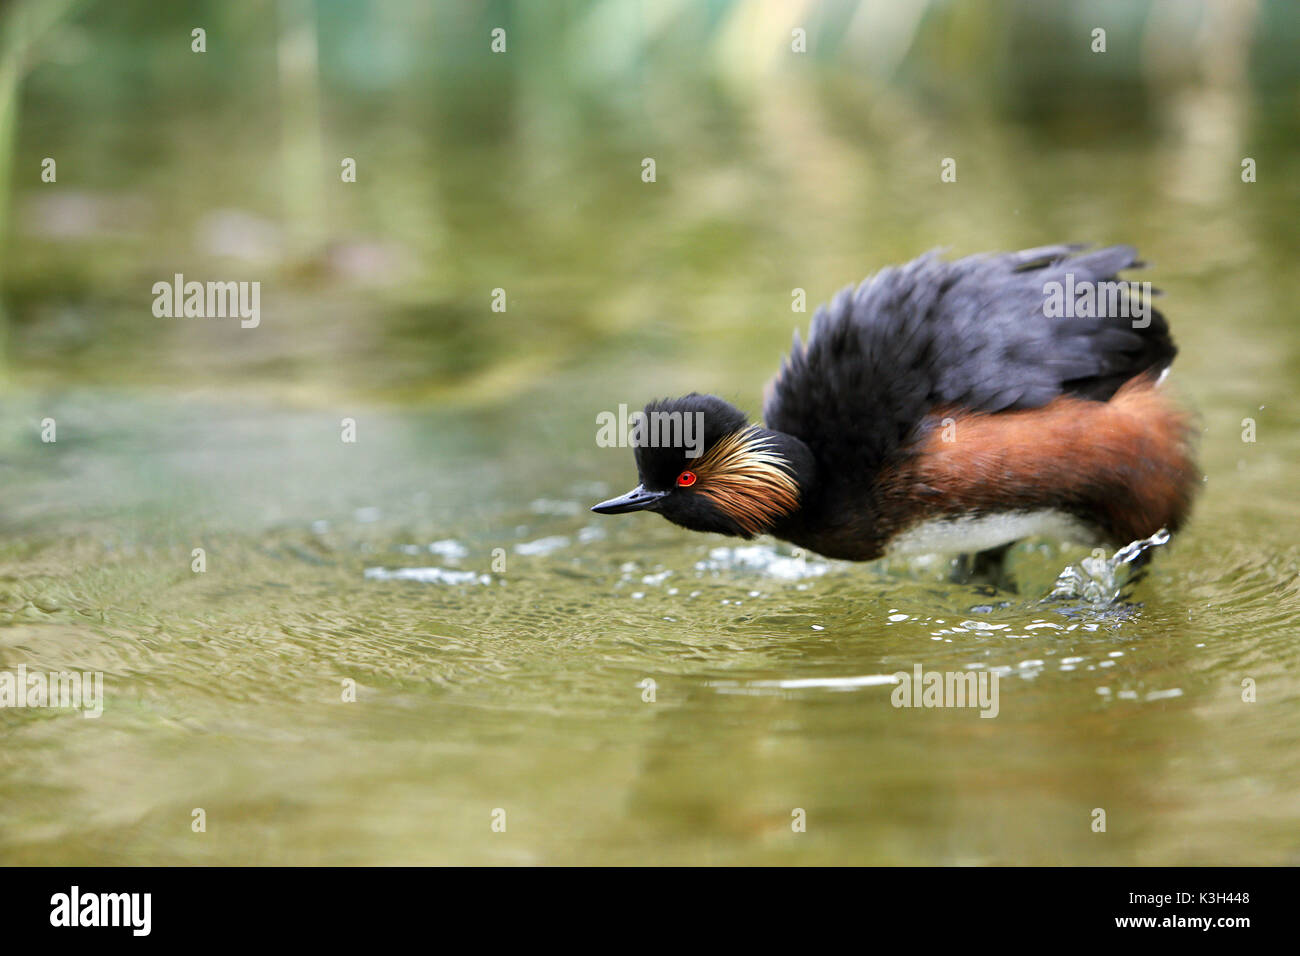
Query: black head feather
xmin=597 ymin=393 xmax=813 ymax=538
xmin=633 ymin=393 xmax=748 ymax=490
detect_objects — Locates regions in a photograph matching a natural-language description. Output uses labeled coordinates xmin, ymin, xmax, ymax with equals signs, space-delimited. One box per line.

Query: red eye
xmin=676 ymin=470 xmax=697 ymax=488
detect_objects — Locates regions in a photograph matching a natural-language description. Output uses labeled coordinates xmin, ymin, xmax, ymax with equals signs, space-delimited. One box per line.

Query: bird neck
xmin=756 ymin=427 xmax=816 ymax=533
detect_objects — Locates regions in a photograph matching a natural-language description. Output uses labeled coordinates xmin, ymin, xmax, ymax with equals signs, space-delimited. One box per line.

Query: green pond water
xmin=3 ymin=277 xmax=1297 ymax=865
xmin=3 ymin=3 xmax=1300 ymax=865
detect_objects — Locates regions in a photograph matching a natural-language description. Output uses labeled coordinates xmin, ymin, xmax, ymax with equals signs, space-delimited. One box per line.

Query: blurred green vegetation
xmin=0 ymin=0 xmax=1297 ymax=408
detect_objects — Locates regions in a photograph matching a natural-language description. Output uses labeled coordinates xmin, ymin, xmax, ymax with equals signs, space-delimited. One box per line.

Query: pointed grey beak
xmin=591 ymin=484 xmax=669 ymax=515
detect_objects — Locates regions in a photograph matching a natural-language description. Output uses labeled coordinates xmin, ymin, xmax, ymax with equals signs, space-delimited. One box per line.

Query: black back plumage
xmin=762 ymin=245 xmax=1175 ymax=476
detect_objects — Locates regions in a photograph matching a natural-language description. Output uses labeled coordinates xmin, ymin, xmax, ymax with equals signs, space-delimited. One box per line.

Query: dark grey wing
xmin=928 ymin=244 xmax=1173 ymax=408
xmin=763 ymin=245 xmax=1174 ymax=470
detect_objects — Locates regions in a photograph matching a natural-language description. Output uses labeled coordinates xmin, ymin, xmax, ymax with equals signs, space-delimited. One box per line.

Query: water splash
xmin=1046 ymin=528 xmax=1172 ymax=605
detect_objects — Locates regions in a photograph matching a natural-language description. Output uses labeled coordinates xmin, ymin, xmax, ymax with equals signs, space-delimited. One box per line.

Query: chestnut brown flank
xmin=881 ymin=376 xmax=1199 ymax=545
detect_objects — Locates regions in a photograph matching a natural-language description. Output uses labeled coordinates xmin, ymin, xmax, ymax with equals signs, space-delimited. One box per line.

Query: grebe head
xmin=591 ymin=394 xmax=812 ymax=538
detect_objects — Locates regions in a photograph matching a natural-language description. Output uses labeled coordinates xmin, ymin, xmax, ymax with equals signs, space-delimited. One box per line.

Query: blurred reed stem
xmin=0 ymin=0 xmax=83 ymax=383
xmin=277 ymin=0 xmax=325 ymax=258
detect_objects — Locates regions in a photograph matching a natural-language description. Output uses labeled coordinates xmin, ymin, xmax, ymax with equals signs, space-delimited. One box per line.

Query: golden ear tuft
xmin=692 ymin=427 xmax=800 ymax=535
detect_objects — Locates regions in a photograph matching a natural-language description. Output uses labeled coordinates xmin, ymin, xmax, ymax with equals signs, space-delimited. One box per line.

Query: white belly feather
xmin=886 ymin=510 xmax=1098 ymax=556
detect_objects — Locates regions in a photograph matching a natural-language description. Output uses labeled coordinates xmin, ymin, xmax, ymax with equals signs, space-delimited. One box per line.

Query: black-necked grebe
xmin=592 ymin=245 xmax=1198 ymax=565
